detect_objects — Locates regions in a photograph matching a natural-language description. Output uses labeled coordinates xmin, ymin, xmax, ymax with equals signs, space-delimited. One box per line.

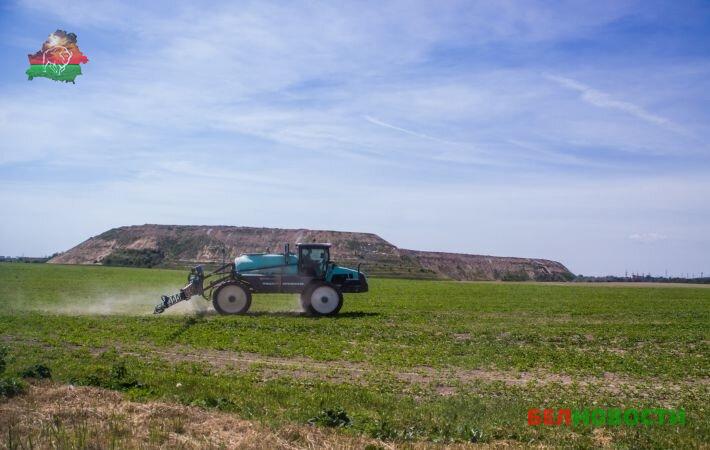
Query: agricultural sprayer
xmin=154 ymin=243 xmax=368 ymax=316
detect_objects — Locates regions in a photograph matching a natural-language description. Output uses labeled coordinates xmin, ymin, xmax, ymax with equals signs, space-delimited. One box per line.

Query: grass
xmin=0 ymin=262 xmax=708 ymax=448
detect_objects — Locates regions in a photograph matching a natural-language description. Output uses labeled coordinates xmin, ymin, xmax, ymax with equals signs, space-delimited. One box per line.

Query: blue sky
xmin=1 ymin=0 xmax=709 ymax=276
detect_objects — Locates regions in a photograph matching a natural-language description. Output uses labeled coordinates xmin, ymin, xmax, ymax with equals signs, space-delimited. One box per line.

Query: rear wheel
xmin=300 ymin=282 xmax=343 ymax=316
xmin=212 ymin=282 xmax=251 ymax=315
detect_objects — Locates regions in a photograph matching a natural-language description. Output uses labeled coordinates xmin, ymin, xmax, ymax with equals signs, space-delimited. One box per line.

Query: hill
xmin=48 ymin=224 xmax=573 ymax=281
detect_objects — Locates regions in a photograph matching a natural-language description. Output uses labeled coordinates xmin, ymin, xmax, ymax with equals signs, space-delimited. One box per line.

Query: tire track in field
xmin=6 ymin=335 xmax=707 ymax=396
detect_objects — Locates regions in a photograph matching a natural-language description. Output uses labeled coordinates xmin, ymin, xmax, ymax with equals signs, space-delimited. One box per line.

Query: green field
xmin=0 ymin=263 xmax=708 ymax=448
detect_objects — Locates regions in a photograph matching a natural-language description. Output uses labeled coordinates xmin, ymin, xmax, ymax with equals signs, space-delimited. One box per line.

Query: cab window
xmin=299 ymin=247 xmax=329 ymax=276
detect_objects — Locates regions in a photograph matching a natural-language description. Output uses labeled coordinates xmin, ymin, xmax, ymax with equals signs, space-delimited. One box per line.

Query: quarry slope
xmin=48 ymin=224 xmax=572 ymax=281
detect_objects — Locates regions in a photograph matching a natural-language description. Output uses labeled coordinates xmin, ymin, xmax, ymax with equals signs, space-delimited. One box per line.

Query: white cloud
xmin=629 ymin=233 xmax=668 ymax=243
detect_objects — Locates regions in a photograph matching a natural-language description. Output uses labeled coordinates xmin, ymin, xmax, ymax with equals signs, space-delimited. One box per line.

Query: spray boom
xmin=154 ymin=266 xmax=206 ymax=314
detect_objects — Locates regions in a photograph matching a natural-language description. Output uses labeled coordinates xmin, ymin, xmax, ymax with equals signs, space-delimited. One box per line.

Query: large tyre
xmin=300 ymin=282 xmax=343 ymax=316
xmin=212 ymin=282 xmax=252 ymax=315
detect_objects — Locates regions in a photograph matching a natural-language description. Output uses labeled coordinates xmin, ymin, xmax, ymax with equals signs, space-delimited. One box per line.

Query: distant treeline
xmin=0 ymin=256 xmax=53 ymax=263
xmin=574 ymin=275 xmax=710 ymax=284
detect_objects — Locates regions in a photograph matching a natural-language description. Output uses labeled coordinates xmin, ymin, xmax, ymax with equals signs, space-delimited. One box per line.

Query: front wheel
xmin=300 ymin=282 xmax=343 ymax=316
xmin=212 ymin=282 xmax=252 ymax=315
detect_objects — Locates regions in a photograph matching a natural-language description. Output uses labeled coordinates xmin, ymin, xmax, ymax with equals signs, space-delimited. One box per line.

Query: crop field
xmin=0 ymin=263 xmax=708 ymax=448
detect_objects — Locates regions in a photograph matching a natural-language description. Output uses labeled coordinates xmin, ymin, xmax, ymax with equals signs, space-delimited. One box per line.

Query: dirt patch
xmin=592 ymin=428 xmax=614 ymax=447
xmin=145 ymin=346 xmax=579 ymax=389
xmin=0 ymin=383 xmax=520 ymax=449
xmin=394 ymin=366 xmax=575 ymax=387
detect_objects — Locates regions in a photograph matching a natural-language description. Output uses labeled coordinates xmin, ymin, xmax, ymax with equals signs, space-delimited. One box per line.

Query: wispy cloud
xmin=363 ymin=115 xmax=460 ymax=146
xmin=545 ymin=74 xmax=684 ymax=132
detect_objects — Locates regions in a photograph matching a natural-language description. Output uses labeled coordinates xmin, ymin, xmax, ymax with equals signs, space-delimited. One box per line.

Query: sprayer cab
xmin=155 ymin=243 xmax=368 ymax=316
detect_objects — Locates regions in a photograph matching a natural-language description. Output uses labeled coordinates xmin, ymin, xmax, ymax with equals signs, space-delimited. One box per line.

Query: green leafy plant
xmin=20 ymin=363 xmax=52 ymax=379
xmin=0 ymin=377 xmax=26 ymax=398
xmin=0 ymin=346 xmax=7 ymax=374
xmin=81 ymin=362 xmax=141 ymax=390
xmin=308 ymin=408 xmax=352 ymax=428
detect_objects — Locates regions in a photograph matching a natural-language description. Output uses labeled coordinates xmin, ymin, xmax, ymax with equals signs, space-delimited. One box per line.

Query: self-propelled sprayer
xmin=154 ymin=243 xmax=368 ymax=316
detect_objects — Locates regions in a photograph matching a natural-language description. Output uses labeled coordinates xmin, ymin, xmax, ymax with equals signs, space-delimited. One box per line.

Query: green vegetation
xmin=501 ymin=270 xmax=530 ymax=281
xmin=103 ymin=249 xmax=165 ymax=268
xmin=0 ymin=263 xmax=708 ymax=447
xmin=19 ymin=363 xmax=52 ymax=379
xmin=0 ymin=345 xmax=27 ymax=398
xmin=308 ymin=408 xmax=352 ymax=428
xmin=0 ymin=377 xmax=26 ymax=398
xmin=0 ymin=346 xmax=6 ymax=374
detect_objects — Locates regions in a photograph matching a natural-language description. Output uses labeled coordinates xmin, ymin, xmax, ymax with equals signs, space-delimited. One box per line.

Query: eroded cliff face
xmin=49 ymin=224 xmax=573 ymax=281
xmin=399 ymin=250 xmax=572 ymax=281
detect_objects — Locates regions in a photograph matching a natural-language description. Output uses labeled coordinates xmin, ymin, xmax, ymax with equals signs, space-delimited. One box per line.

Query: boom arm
xmin=153 ymin=264 xmax=233 ymax=314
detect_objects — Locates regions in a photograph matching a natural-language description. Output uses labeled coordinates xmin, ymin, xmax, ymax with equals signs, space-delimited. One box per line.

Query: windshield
xmin=300 ymin=247 xmax=329 ymax=276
